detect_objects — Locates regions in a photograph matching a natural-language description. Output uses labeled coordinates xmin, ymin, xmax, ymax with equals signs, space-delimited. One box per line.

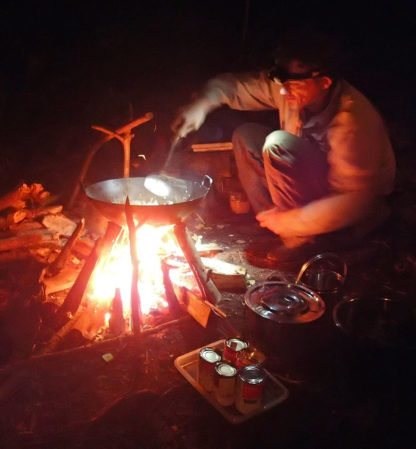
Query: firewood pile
xmin=0 ymin=182 xmax=102 ymax=365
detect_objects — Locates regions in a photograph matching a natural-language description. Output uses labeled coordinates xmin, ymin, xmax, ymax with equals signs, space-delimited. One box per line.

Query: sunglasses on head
xmin=268 ymin=64 xmax=324 ymax=84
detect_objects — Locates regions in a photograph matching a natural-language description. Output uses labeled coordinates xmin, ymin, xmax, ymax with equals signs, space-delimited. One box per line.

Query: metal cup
xmin=296 ymin=253 xmax=347 ymax=295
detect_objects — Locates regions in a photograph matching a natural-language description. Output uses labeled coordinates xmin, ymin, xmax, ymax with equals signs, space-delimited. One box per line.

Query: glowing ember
xmin=87 ymin=224 xmax=180 ymax=324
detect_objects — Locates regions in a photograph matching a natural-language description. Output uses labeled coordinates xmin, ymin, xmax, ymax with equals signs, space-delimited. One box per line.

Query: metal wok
xmin=84 ymin=174 xmax=212 ymax=226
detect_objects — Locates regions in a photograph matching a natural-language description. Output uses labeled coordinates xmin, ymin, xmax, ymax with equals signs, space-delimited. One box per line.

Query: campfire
xmin=83 ymin=220 xmax=219 ymax=336
xmin=0 ymin=116 xmax=250 ymax=365
xmin=0 ymin=176 xmax=228 ymax=363
xmin=43 ymin=214 xmax=225 ymax=345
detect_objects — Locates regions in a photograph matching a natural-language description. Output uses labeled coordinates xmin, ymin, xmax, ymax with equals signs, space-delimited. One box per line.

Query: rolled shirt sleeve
xmin=201 ymin=71 xmax=283 ymax=111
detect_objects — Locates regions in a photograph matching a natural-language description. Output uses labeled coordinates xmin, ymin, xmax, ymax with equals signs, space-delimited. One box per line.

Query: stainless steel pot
xmin=243 ymin=278 xmax=326 ymax=367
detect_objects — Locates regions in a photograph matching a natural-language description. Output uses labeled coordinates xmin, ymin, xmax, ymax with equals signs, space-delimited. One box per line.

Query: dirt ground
xmin=0 ymin=203 xmax=415 ymax=449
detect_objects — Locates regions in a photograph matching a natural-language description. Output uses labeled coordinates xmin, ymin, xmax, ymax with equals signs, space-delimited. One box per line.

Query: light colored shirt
xmin=201 ymin=71 xmax=396 ymax=236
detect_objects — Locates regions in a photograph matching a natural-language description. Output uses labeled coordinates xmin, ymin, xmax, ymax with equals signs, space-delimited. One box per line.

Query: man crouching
xmin=172 ymin=29 xmax=396 ymax=264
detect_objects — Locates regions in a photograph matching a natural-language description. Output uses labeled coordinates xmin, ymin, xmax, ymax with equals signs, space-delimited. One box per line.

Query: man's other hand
xmin=257 ymin=207 xmax=313 ymax=247
xmin=256 ymin=207 xmax=284 ymax=235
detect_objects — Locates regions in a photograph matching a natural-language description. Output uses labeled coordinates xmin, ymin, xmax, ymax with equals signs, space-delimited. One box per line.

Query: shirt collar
xmin=302 ymin=80 xmax=343 ymax=130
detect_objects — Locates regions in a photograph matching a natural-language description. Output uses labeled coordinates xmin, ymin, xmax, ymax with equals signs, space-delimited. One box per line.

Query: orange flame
xmin=87 ymin=224 xmax=180 ymax=321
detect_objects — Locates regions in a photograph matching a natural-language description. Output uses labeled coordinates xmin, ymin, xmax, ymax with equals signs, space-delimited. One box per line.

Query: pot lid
xmin=244 ymin=281 xmax=325 ymax=324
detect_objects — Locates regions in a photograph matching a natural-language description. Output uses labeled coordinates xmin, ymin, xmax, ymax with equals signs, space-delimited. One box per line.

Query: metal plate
xmin=245 ymin=281 xmax=325 ymax=324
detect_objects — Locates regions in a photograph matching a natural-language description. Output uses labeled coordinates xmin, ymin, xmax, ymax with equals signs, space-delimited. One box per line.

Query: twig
xmin=91 ymin=125 xmax=134 ymax=178
xmin=11 ymin=315 xmax=191 ymax=368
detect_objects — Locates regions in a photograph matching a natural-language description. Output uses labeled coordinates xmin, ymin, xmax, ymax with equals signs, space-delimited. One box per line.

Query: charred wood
xmin=95 ymin=221 xmax=123 ymax=267
xmin=45 ymin=218 xmax=85 ymax=277
xmin=42 ymin=221 xmax=122 ymax=340
xmin=52 ymin=238 xmax=101 ymax=331
xmin=161 ymin=258 xmax=183 ymax=318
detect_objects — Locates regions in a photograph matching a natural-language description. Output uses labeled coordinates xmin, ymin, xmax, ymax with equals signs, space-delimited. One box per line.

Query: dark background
xmin=0 ymin=0 xmax=415 ymax=197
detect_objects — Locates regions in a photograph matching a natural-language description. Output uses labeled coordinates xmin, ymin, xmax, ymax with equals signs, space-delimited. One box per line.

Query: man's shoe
xmin=266 ymin=239 xmax=326 ymax=265
xmin=244 ymin=236 xmax=324 ymax=270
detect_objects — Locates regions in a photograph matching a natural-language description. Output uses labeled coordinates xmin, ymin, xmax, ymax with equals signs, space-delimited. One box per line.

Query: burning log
xmin=52 ymin=221 xmax=123 ymax=328
xmin=41 ymin=222 xmax=116 ymax=330
xmin=161 ymin=258 xmax=183 ymax=318
xmin=95 ymin=221 xmax=123 ymax=264
xmin=125 ymin=197 xmax=142 ymax=335
xmin=173 ymin=222 xmax=222 ymax=306
xmin=45 ymin=218 xmax=85 ymax=277
xmin=52 ymin=237 xmax=102 ymax=330
xmin=72 ymin=238 xmax=94 ymax=258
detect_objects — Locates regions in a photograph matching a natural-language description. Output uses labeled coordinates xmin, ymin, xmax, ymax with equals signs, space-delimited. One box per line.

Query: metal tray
xmin=174 ymin=339 xmax=289 ymax=424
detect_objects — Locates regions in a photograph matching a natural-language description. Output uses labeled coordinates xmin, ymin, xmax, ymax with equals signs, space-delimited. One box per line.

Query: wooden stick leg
xmin=125 ymin=197 xmax=142 ymax=335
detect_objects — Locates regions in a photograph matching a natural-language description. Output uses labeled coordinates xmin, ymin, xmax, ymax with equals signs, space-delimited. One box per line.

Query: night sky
xmin=0 ymin=0 xmax=415 ymax=193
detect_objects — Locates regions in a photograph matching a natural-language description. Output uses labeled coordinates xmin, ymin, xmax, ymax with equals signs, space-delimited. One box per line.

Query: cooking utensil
xmin=84 ymin=174 xmax=212 ymax=227
xmin=243 ymin=278 xmax=326 ymax=367
xmin=296 ymin=253 xmax=347 ymax=295
xmin=143 ymin=136 xmax=187 ymax=199
xmin=333 ymin=295 xmax=416 ymax=350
